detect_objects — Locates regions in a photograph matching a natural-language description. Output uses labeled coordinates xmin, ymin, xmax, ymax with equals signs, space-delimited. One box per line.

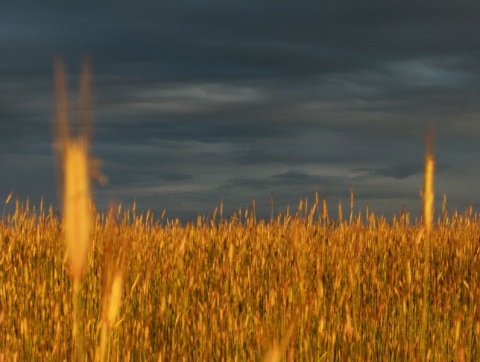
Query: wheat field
xmin=1 ymin=60 xmax=479 ymax=361
xmin=1 ymin=196 xmax=480 ymax=361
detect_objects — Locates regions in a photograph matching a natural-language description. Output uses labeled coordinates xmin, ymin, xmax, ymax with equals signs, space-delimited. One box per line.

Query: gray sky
xmin=2 ymin=2 xmax=480 ymax=221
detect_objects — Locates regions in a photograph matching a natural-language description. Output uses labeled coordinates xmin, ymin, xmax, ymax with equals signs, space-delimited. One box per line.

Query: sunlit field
xmin=1 ymin=196 xmax=480 ymax=361
xmin=1 ymin=59 xmax=479 ymax=361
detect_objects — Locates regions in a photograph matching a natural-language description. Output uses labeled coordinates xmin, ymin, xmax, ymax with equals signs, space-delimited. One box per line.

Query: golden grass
xmin=54 ymin=57 xmax=92 ymax=286
xmin=53 ymin=57 xmax=97 ymax=360
xmin=423 ymin=128 xmax=435 ymax=236
xmin=421 ymin=128 xmax=435 ymax=360
xmin=63 ymin=139 xmax=91 ymax=285
xmin=1 ymin=199 xmax=480 ymax=360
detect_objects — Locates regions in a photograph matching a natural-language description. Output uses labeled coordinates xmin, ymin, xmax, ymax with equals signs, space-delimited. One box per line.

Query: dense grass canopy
xmin=1 ymin=199 xmax=479 ymax=360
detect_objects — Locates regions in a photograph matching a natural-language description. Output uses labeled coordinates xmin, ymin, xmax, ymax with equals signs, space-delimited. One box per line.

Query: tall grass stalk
xmin=54 ymin=57 xmax=93 ymax=360
xmin=97 ymin=207 xmax=125 ymax=362
xmin=421 ymin=128 xmax=435 ymax=361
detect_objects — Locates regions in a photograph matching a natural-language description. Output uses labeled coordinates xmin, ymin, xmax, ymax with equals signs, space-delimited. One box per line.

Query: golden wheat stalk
xmin=97 ymin=207 xmax=125 ymax=362
xmin=421 ymin=127 xmax=435 ymax=359
xmin=322 ymin=197 xmax=329 ymax=222
xmin=423 ymin=129 xmax=435 ymax=236
xmin=63 ymin=139 xmax=91 ymax=284
xmin=54 ymin=57 xmax=93 ymax=285
xmin=54 ymin=56 xmax=94 ymax=360
xmin=98 ymin=271 xmax=123 ymax=361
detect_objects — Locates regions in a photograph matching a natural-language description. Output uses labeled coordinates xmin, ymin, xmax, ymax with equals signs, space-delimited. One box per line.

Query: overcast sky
xmin=2 ymin=2 xmax=480 ymax=221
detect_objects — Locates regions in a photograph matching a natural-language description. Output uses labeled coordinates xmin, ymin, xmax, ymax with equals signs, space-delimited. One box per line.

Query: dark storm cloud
xmin=353 ymin=163 xmax=424 ymax=180
xmin=222 ymin=170 xmax=343 ymax=191
xmin=3 ymin=2 xmax=480 ymax=79
xmin=3 ymin=2 xmax=480 ymax=220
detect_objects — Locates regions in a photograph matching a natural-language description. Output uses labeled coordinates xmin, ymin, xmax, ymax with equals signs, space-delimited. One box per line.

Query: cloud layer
xmin=2 ymin=2 xmax=480 ymax=220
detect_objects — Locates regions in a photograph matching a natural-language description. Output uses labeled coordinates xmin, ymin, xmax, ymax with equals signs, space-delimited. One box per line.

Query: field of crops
xmin=1 ymin=197 xmax=480 ymax=361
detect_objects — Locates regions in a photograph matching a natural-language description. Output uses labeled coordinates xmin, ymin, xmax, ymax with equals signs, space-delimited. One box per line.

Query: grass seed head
xmin=423 ymin=128 xmax=435 ymax=235
xmin=63 ymin=138 xmax=91 ymax=283
xmin=54 ymin=57 xmax=94 ymax=285
xmin=322 ymin=197 xmax=329 ymax=220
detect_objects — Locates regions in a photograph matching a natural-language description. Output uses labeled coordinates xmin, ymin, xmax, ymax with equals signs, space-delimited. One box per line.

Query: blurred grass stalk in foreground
xmin=54 ymin=56 xmax=93 ymax=360
xmin=54 ymin=57 xmax=122 ymax=362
